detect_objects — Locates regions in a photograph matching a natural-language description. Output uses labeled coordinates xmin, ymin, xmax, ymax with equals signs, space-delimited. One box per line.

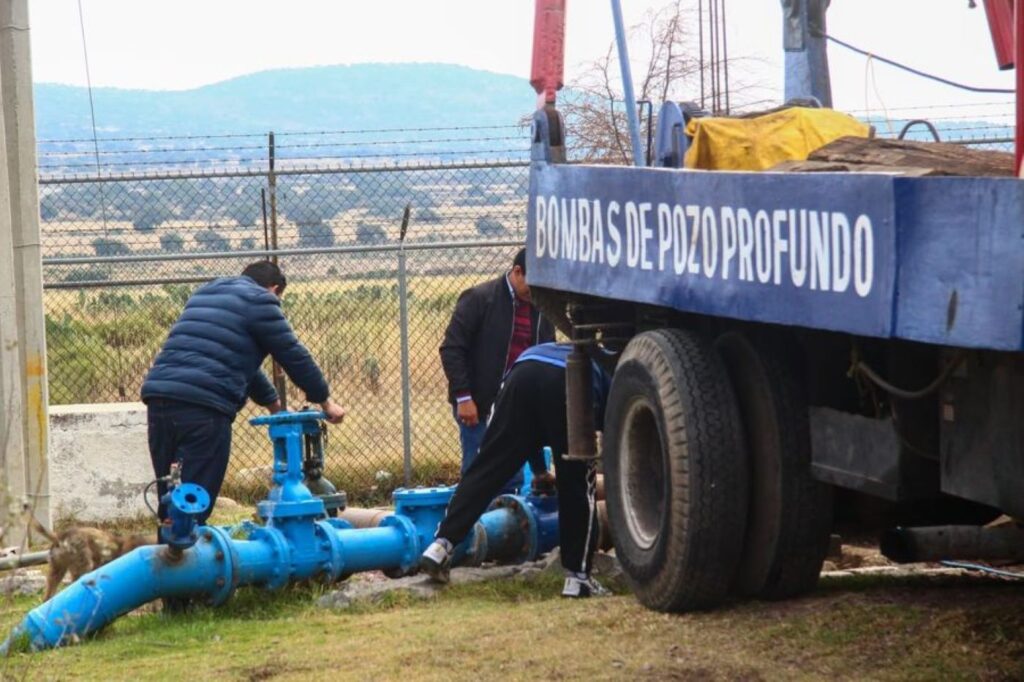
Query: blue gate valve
xmin=159 ymin=482 xmax=210 ymax=552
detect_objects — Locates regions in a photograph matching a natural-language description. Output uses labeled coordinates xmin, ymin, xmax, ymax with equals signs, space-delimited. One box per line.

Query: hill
xmin=34 ymin=63 xmax=533 ymax=141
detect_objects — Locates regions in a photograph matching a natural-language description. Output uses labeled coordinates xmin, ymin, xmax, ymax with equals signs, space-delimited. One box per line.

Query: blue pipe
xmin=781 ymin=0 xmax=833 ymax=107
xmin=610 ymin=0 xmax=646 ymax=166
xmin=2 ymin=411 xmax=561 ymax=654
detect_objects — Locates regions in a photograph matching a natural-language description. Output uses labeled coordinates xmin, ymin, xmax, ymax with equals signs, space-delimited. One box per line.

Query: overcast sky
xmin=28 ymin=0 xmax=1016 ymax=119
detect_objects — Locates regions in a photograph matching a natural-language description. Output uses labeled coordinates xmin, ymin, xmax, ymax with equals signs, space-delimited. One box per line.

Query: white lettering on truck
xmin=533 ymin=194 xmax=877 ymax=298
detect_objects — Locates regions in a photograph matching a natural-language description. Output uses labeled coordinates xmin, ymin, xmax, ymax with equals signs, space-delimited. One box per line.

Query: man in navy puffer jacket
xmin=141 ymin=261 xmax=345 ymax=525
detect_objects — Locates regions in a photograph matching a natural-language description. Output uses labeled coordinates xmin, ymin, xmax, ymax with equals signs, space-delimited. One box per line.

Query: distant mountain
xmin=34 ymin=63 xmax=533 ymax=141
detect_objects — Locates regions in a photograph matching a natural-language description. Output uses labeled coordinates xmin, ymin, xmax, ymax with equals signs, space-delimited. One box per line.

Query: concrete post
xmin=0 ymin=0 xmax=49 ymax=544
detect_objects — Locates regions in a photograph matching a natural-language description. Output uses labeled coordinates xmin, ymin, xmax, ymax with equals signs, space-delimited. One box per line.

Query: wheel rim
xmin=619 ymin=397 xmax=666 ymax=551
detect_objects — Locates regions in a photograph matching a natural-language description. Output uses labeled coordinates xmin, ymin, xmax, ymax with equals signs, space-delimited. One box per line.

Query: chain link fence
xmin=849 ymin=100 xmax=1017 ymax=152
xmin=39 ymin=131 xmax=532 ymax=504
xmin=36 ymin=106 xmax=1016 ymax=504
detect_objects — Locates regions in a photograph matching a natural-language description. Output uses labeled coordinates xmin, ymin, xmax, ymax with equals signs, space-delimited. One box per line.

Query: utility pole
xmin=0 ymin=0 xmax=50 ymax=545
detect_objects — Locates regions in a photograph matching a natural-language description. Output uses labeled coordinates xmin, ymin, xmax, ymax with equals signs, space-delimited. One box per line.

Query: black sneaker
xmin=419 ymin=539 xmax=453 ymax=584
xmin=561 ymin=573 xmax=610 ymax=598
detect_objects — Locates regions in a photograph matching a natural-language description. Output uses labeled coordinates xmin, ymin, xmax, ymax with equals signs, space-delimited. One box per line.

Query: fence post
xmin=398 ymin=204 xmax=412 ymax=486
xmin=267 ymin=131 xmax=287 ymax=409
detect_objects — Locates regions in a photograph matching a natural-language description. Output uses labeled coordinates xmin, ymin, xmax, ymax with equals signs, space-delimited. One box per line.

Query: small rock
xmin=318 ymin=561 xmax=548 ymax=609
xmin=0 ymin=569 xmax=46 ymax=596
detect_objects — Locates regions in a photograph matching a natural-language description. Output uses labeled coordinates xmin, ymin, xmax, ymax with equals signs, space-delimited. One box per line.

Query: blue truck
xmin=525 ymin=0 xmax=1024 ymax=612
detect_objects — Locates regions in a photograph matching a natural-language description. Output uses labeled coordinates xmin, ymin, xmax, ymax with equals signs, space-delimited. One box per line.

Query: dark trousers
xmin=436 ymin=361 xmax=599 ymax=575
xmin=454 ymin=407 xmax=523 ymax=495
xmin=147 ymin=399 xmax=232 ymax=526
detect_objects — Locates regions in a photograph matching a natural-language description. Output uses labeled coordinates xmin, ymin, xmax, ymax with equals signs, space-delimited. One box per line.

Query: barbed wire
xmin=37 ymin=123 xmax=525 ymax=146
xmin=38 ymin=148 xmax=531 ymax=171
xmin=36 ymin=136 xmax=529 ymax=159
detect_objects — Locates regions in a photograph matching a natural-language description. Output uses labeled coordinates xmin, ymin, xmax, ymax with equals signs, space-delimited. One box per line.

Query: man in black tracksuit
xmin=422 ymin=343 xmax=612 ymax=598
xmin=440 ymin=248 xmax=554 ymax=489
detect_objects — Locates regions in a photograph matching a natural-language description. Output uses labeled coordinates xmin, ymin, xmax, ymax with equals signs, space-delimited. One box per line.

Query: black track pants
xmin=435 ymin=360 xmax=599 ymax=574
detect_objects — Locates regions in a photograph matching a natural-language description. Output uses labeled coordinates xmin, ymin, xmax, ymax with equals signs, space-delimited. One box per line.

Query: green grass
xmin=2 ymin=570 xmax=1022 ymax=680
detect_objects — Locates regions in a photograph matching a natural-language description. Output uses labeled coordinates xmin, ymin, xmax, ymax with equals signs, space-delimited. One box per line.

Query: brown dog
xmin=33 ymin=521 xmax=152 ymax=600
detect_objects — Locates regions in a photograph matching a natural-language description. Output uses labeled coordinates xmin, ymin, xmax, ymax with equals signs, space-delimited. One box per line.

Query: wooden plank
xmin=806 ymin=136 xmax=1016 ymax=177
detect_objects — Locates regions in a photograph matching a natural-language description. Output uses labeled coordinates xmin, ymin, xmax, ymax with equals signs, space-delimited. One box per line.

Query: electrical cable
xmin=824 ymin=33 xmax=1014 ymax=94
xmin=143 ymin=480 xmax=160 ymax=518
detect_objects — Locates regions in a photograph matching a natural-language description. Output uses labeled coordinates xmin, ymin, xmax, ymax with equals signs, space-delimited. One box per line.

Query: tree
xmin=160 ymin=232 xmax=185 ymax=253
xmin=355 ymin=221 xmax=387 ymax=245
xmin=92 ymin=237 xmax=130 ymax=257
xmin=132 ymin=206 xmax=168 ymax=233
xmin=195 ymin=229 xmax=229 ymax=252
xmin=475 ymin=216 xmax=507 ymax=238
xmin=39 ymin=193 xmax=61 ymax=222
xmin=298 ymin=223 xmax=335 ymax=248
xmin=226 ymin=197 xmax=261 ymax=229
xmin=558 ymin=0 xmax=759 ymax=164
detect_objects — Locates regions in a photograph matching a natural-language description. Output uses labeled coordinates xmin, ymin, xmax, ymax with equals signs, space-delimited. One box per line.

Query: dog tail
xmin=31 ymin=518 xmax=58 ymax=545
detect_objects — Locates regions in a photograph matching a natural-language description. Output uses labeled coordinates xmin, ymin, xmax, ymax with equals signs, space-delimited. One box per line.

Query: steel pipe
xmin=880 ymin=525 xmax=1024 ymax=564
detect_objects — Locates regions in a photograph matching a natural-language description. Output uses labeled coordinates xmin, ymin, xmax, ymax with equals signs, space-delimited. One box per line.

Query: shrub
xmin=298 ymin=223 xmax=335 ymax=248
xmin=132 ymin=207 xmax=167 ymax=233
xmin=362 ymin=356 xmax=381 ymax=394
xmin=195 ymin=229 xmax=229 ymax=252
xmin=162 ymin=284 xmax=194 ymax=307
xmin=160 ymin=232 xmax=184 ymax=253
xmin=227 ymin=200 xmax=261 ymax=229
xmin=96 ymin=311 xmax=161 ymax=349
xmin=91 ymin=237 xmax=130 ymax=257
xmin=62 ymin=267 xmax=110 ymax=284
xmin=355 ymin=222 xmax=387 ymax=245
xmin=475 ymin=216 xmax=507 ymax=238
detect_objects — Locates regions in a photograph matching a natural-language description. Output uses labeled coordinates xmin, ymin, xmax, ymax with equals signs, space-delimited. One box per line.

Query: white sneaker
xmin=420 ymin=539 xmax=453 ymax=584
xmin=561 ymin=572 xmax=610 ymax=598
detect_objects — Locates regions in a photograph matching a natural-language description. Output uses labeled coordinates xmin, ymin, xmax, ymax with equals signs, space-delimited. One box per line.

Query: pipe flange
xmin=314 ymin=520 xmax=346 ymax=582
xmin=203 ymin=526 xmax=239 ymax=607
xmin=488 ymin=495 xmax=539 ymax=562
xmin=379 ymin=514 xmax=420 ymax=576
xmin=248 ymin=526 xmax=292 ymax=590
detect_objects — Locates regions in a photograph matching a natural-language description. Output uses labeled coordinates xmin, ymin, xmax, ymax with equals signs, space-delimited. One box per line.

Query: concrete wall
xmin=48 ymin=403 xmax=151 ymax=523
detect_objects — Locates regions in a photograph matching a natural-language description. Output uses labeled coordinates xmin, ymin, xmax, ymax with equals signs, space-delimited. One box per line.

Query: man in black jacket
xmin=142 ymin=261 xmax=345 ymax=526
xmin=440 ymin=248 xmax=554 ymax=485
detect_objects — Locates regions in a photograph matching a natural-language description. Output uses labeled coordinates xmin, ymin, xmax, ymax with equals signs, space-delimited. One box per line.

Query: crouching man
xmin=141 ymin=260 xmax=346 ymax=527
xmin=420 ymin=342 xmax=612 ymax=598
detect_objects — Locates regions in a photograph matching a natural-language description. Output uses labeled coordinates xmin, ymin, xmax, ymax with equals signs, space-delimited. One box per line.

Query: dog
xmin=33 ymin=520 xmax=153 ymax=600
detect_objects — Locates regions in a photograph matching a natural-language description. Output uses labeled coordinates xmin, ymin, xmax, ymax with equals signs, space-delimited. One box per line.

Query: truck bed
xmin=527 ymin=161 xmax=1024 ymax=351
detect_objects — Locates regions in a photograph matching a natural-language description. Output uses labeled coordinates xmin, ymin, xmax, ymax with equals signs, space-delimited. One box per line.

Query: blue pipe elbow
xmin=2 ymin=486 xmax=562 ymax=655
xmin=2 ymin=527 xmax=237 ymax=653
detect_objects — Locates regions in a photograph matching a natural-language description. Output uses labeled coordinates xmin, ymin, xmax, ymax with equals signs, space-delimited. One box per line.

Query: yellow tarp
xmin=684 ymin=107 xmax=870 ymax=171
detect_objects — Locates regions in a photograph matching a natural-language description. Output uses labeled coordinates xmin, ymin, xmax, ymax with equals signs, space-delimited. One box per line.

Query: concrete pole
xmin=0 ymin=0 xmax=49 ymax=544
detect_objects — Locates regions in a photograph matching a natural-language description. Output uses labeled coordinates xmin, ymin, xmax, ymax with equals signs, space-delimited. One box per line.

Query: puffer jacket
xmin=141 ymin=275 xmax=329 ymax=416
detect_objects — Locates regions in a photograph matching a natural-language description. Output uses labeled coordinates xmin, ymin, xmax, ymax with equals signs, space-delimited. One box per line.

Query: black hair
xmin=242 ymin=260 xmax=287 ymax=292
xmin=512 ymin=247 xmax=526 ymax=275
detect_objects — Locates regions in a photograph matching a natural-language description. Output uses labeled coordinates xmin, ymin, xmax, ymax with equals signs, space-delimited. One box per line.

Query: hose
xmin=853 ymin=352 xmax=966 ymax=401
xmin=940 ymin=560 xmax=1024 ymax=580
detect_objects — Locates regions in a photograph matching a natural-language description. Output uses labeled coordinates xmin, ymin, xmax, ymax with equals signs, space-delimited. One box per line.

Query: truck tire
xmin=603 ymin=328 xmax=748 ymax=612
xmin=715 ymin=332 xmax=833 ymax=600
